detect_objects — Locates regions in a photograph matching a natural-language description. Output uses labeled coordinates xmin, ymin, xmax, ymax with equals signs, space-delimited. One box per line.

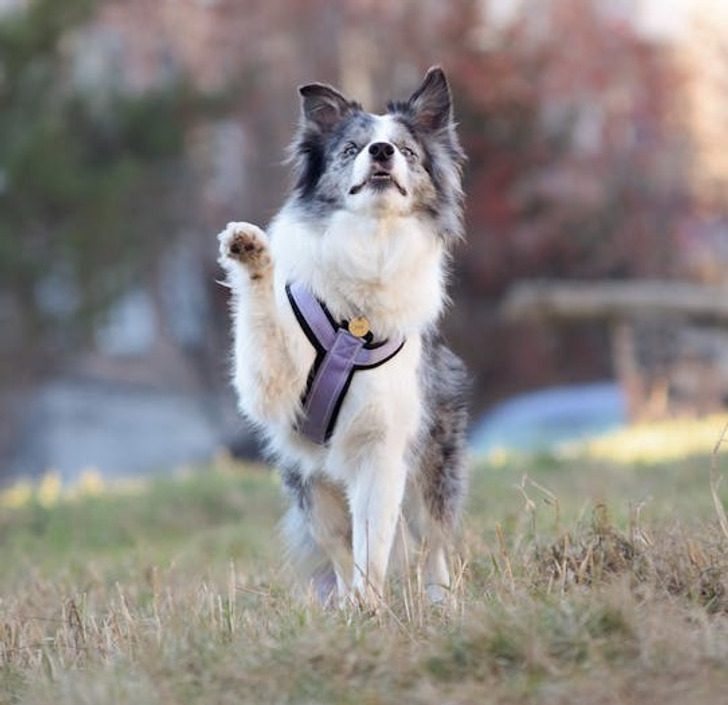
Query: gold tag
xmin=348 ymin=316 xmax=370 ymax=338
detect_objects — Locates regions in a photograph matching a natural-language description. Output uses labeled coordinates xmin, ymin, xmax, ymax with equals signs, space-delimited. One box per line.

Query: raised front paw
xmin=217 ymin=222 xmax=272 ymax=279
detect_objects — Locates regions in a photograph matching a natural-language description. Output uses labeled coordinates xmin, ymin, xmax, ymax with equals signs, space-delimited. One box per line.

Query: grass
xmin=1 ymin=429 xmax=728 ymax=704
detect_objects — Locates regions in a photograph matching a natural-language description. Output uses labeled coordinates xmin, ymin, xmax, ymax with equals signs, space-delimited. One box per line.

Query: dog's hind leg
xmin=414 ymin=338 xmax=469 ymax=603
xmin=281 ymin=469 xmax=352 ymax=604
xmin=409 ymin=496 xmax=455 ymax=604
xmin=307 ymin=478 xmax=353 ymax=599
xmin=400 ymin=481 xmax=449 ymax=603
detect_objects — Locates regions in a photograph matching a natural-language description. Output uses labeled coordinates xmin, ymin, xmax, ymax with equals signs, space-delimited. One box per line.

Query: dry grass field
xmin=2 ymin=423 xmax=728 ymax=704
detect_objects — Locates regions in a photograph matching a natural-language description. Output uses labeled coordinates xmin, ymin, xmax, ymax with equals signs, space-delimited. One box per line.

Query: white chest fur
xmin=270 ymin=208 xmax=446 ymax=340
xmin=226 ymin=208 xmax=439 ymax=477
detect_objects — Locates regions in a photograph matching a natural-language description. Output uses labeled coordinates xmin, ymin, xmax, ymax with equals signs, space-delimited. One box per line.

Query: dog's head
xmin=291 ymin=67 xmax=465 ymax=240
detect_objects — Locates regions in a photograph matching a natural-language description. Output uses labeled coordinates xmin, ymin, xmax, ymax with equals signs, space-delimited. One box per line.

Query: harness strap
xmin=286 ymin=282 xmax=405 ymax=444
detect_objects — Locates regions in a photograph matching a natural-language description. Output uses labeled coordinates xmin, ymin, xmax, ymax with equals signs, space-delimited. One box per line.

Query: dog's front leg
xmin=346 ymin=444 xmax=408 ymax=609
xmin=218 ymin=222 xmax=298 ymax=425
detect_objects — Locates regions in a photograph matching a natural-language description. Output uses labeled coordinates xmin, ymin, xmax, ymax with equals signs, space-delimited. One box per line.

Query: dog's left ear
xmin=299 ymin=83 xmax=354 ymax=134
xmin=406 ymin=66 xmax=453 ymax=132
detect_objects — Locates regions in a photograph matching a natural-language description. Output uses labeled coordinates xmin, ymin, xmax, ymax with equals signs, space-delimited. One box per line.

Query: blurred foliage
xmin=0 ymin=0 xmax=724 ymax=406
xmin=0 ymin=0 xmax=200 ymax=354
xmin=441 ymin=1 xmax=686 ymax=292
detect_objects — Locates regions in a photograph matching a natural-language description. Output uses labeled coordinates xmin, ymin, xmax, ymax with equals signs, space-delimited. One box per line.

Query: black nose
xmin=368 ymin=141 xmax=395 ymax=163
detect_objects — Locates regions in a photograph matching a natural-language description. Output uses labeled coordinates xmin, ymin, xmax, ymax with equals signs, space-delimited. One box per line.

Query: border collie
xmin=218 ymin=67 xmax=468 ymax=607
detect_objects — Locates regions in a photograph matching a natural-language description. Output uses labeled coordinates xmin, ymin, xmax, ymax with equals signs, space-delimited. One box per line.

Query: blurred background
xmin=2 ymin=0 xmax=728 ymax=483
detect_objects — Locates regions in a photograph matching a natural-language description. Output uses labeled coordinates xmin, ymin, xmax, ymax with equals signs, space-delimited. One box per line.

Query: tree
xmin=0 ymin=0 xmax=197 ymax=377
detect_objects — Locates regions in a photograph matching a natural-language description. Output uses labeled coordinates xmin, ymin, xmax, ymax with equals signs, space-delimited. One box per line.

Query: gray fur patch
xmin=413 ymin=332 xmax=469 ymax=529
xmin=314 ymin=113 xmax=376 ymax=208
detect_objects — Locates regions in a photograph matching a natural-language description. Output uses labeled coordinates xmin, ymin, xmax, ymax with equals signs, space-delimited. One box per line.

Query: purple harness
xmin=286 ymin=282 xmax=405 ymax=445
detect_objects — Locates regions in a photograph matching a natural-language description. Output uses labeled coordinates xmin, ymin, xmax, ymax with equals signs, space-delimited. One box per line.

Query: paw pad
xmin=218 ymin=223 xmax=271 ymax=276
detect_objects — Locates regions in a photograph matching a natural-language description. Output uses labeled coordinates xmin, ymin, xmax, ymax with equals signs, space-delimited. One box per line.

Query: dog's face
xmin=292 ymin=67 xmax=465 ymax=239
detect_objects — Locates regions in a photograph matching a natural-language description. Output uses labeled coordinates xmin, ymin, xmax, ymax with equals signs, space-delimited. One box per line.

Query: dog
xmin=217 ymin=66 xmax=468 ymax=607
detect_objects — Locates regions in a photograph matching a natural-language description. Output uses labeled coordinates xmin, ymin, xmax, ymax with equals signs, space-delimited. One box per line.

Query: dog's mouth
xmin=349 ymin=171 xmax=407 ymax=197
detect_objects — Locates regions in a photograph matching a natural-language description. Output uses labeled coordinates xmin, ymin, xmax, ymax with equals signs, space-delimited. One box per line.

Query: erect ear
xmin=406 ymin=66 xmax=452 ymax=132
xmin=298 ymin=83 xmax=354 ymax=133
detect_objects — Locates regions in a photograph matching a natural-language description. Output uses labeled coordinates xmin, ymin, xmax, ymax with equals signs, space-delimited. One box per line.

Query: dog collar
xmin=285 ymin=281 xmax=405 ymax=445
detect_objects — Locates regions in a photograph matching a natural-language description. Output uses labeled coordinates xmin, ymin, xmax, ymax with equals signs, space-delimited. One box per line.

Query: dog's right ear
xmin=299 ymin=83 xmax=353 ymax=134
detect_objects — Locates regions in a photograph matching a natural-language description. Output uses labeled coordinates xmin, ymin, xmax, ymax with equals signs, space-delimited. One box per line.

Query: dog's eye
xmin=400 ymin=146 xmax=417 ymax=160
xmin=342 ymin=143 xmax=359 ymax=158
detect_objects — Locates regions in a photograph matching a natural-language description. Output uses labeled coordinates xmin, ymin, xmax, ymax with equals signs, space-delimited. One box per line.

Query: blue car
xmin=469 ymin=382 xmax=627 ymax=457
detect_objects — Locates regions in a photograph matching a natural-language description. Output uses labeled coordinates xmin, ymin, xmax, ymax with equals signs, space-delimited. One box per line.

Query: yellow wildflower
xmin=37 ymin=470 xmax=62 ymax=508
